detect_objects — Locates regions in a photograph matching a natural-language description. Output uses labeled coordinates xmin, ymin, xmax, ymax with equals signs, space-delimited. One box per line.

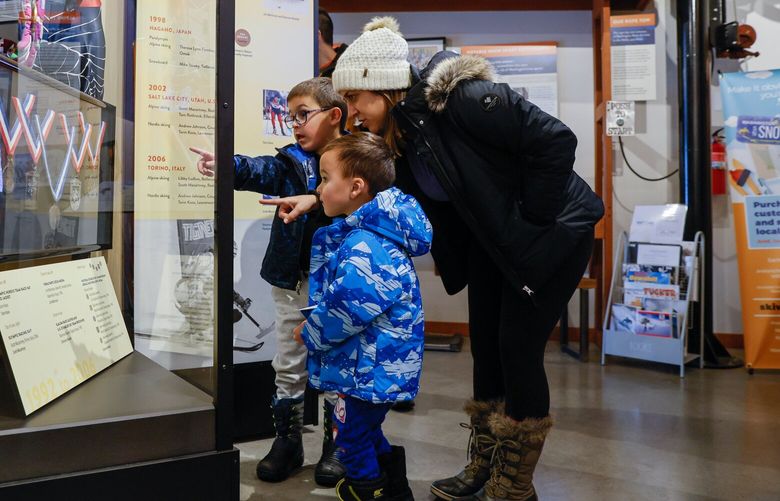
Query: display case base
xmin=0 ymin=448 xmax=239 ymax=501
xmin=0 ymin=352 xmax=215 ymax=482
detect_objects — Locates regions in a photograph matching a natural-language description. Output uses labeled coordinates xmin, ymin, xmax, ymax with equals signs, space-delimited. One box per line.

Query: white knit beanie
xmin=332 ymin=17 xmax=412 ymax=92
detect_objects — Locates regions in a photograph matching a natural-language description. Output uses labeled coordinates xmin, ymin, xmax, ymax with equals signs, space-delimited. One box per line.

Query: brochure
xmin=623 ymin=264 xmax=678 ymax=284
xmin=641 ymin=297 xmax=687 ymax=315
xmin=623 ymin=282 xmax=680 ymax=307
xmin=611 ymin=304 xmax=637 ymax=333
xmin=635 ymin=310 xmax=674 ymax=337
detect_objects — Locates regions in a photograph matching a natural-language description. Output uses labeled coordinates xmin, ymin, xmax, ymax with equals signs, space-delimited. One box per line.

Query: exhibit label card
xmin=0 ymin=257 xmax=132 ymax=415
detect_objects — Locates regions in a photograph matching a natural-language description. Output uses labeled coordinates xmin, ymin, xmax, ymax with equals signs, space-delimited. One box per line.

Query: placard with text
xmin=0 ymin=257 xmax=132 ymax=415
xmin=461 ymin=44 xmax=559 ymax=118
xmin=133 ymin=0 xmax=314 ymax=366
xmin=721 ymin=70 xmax=780 ymax=370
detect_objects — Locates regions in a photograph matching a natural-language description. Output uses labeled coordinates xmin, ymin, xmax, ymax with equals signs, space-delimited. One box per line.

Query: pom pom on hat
xmin=332 ymin=17 xmax=412 ymax=93
xmin=363 ymin=16 xmax=402 ymax=35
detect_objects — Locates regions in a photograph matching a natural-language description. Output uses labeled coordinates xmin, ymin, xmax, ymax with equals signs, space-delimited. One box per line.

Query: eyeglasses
xmin=283 ymin=107 xmax=332 ymax=128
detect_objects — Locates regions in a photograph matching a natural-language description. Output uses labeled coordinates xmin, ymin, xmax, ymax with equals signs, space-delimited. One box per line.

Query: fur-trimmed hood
xmin=424 ymin=55 xmax=495 ymax=113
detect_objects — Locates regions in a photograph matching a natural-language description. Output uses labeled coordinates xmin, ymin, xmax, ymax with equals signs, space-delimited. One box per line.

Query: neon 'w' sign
xmin=0 ymin=94 xmax=107 ymax=200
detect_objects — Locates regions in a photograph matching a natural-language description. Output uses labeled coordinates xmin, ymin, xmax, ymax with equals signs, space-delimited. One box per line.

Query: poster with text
xmin=720 ymin=69 xmax=780 ymax=370
xmin=461 ymin=44 xmax=559 ymax=118
xmin=134 ymin=0 xmax=313 ymax=367
xmin=232 ymin=0 xmax=314 ymax=365
xmin=610 ymin=13 xmax=657 ymax=101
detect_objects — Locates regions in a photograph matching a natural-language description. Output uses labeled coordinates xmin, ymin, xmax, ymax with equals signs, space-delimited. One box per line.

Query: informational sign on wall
xmin=133 ymin=0 xmax=313 ymax=367
xmin=0 ymin=257 xmax=132 ymax=415
xmin=610 ymin=13 xmax=657 ymax=102
xmin=461 ymin=44 xmax=559 ymax=118
xmin=721 ymin=69 xmax=780 ymax=370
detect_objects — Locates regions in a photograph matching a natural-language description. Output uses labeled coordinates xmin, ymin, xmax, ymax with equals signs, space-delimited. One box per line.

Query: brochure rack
xmin=601 ymin=232 xmax=705 ymax=377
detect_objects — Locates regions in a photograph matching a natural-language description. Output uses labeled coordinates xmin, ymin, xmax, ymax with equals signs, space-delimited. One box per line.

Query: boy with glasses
xmin=191 ymin=77 xmax=348 ymax=486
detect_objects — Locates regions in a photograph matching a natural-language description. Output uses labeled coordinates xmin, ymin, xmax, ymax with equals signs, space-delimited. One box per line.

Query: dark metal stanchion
xmin=677 ymin=0 xmax=741 ymax=368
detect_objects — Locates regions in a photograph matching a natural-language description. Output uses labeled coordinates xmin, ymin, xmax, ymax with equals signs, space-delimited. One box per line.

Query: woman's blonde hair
xmin=377 ymin=90 xmax=408 ymax=157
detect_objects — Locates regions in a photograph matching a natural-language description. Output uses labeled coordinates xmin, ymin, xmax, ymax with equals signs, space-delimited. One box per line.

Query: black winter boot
xmin=315 ymin=400 xmax=346 ymax=487
xmin=378 ymin=445 xmax=414 ymax=500
xmin=430 ymin=400 xmax=500 ymax=500
xmin=256 ymin=397 xmax=304 ymax=482
xmin=336 ymin=473 xmax=388 ymax=500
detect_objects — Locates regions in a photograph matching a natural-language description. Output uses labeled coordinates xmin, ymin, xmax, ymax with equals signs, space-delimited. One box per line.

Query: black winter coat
xmin=392 ymin=52 xmax=604 ymax=298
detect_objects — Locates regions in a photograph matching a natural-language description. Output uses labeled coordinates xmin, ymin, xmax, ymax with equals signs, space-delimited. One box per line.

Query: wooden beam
xmin=594 ymin=101 xmax=606 ymax=121
xmin=320 ymin=0 xmax=593 ymax=13
xmin=591 ymin=0 xmax=614 ymax=341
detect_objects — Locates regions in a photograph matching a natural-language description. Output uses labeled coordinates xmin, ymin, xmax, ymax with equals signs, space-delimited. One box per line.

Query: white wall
xmin=332 ymin=10 xmax=595 ymax=325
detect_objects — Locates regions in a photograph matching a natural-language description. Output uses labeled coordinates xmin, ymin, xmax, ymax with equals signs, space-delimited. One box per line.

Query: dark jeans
xmin=333 ymin=396 xmax=393 ymax=481
xmin=468 ymin=232 xmax=594 ymax=420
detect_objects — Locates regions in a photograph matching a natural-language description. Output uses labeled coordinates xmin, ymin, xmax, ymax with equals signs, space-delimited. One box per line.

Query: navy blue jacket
xmin=234 ymin=143 xmax=331 ymax=290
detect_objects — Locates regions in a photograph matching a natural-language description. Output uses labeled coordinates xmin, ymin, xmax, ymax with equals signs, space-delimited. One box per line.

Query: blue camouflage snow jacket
xmin=301 ymin=187 xmax=433 ymax=403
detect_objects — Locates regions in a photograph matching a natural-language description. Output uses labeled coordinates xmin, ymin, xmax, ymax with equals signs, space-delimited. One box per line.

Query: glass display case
xmin=0 ymin=1 xmax=238 ymax=498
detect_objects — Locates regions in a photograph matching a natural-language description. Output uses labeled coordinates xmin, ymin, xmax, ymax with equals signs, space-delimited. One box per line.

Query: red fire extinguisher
xmin=712 ymin=130 xmax=727 ymax=195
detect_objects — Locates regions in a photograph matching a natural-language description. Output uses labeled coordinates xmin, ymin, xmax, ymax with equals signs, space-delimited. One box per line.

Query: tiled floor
xmin=236 ymin=342 xmax=780 ymax=500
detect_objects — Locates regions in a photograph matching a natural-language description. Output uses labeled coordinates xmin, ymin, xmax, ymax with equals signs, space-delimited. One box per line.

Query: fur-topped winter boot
xmin=457 ymin=413 xmax=553 ymax=501
xmin=429 ymin=400 xmax=502 ymax=500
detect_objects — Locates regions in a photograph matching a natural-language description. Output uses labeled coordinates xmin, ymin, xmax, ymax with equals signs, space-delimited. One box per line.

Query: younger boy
xmin=294 ymin=132 xmax=432 ymax=500
xmin=191 ymin=77 xmax=347 ymax=486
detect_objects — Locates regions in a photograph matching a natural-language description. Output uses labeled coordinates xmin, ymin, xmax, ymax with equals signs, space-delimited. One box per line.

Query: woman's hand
xmin=293 ymin=321 xmax=306 ymax=345
xmin=189 ymin=147 xmax=215 ymax=177
xmin=260 ymin=194 xmax=318 ymax=224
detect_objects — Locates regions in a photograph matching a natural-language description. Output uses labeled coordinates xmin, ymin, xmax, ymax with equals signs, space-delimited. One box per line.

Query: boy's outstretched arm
xmin=301 ymin=237 xmax=401 ymax=352
xmin=232 ymin=154 xmax=289 ymax=195
xmin=190 ymin=146 xmax=289 ymax=195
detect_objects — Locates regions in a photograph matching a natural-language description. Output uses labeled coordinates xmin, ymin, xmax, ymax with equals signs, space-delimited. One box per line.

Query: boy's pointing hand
xmin=189 ymin=147 xmax=215 ymax=177
xmin=260 ymin=194 xmax=319 ymax=224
